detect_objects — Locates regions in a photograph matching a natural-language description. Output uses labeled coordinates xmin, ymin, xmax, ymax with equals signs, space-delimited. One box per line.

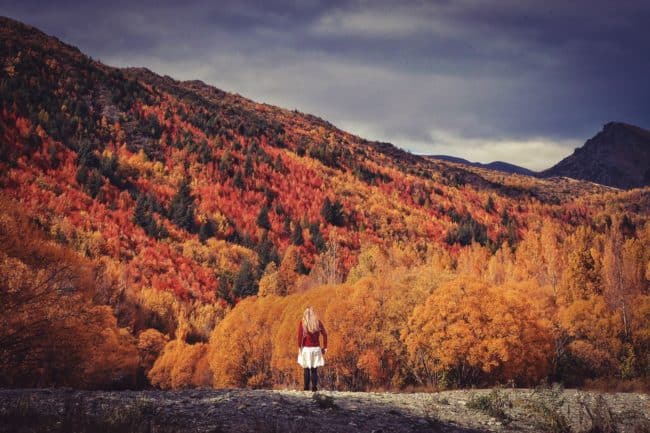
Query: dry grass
xmin=582 ymin=378 xmax=650 ymax=394
xmin=526 ymin=384 xmax=573 ymax=433
xmin=466 ymin=388 xmax=512 ymax=421
xmin=0 ymin=394 xmax=165 ymax=433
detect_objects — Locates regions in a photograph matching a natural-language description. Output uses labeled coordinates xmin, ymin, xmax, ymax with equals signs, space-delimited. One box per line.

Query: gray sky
xmin=2 ymin=0 xmax=649 ymax=170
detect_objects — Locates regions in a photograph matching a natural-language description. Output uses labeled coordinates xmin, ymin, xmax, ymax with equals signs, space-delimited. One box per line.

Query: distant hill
xmin=541 ymin=122 xmax=650 ymax=189
xmin=428 ymin=155 xmax=536 ymax=176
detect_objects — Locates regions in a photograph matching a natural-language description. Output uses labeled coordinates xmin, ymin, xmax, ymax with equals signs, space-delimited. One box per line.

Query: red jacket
xmin=298 ymin=320 xmax=327 ymax=349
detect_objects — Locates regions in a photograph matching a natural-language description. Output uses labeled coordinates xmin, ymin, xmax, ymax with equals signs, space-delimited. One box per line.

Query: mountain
xmin=428 ymin=155 xmax=536 ymax=176
xmin=0 ymin=13 xmax=641 ymax=307
xmin=541 ymin=122 xmax=650 ymax=189
xmin=1 ymin=16 xmax=649 ymax=392
xmin=0 ymin=15 xmax=515 ymax=303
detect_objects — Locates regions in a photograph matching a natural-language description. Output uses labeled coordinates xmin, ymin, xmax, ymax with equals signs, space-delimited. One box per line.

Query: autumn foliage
xmin=0 ymin=17 xmax=648 ymax=391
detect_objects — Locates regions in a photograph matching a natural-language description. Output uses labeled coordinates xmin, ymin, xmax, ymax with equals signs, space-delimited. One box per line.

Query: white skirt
xmin=297 ymin=347 xmax=325 ymax=368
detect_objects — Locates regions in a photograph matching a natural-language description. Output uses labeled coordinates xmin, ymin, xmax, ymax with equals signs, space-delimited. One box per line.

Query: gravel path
xmin=0 ymin=388 xmax=648 ymax=432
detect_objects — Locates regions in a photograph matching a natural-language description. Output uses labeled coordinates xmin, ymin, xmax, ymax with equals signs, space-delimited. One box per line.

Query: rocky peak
xmin=542 ymin=122 xmax=650 ymax=189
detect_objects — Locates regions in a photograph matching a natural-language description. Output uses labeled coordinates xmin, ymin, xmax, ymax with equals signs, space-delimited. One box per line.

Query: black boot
xmin=310 ymin=367 xmax=318 ymax=392
xmin=303 ymin=368 xmax=310 ymax=391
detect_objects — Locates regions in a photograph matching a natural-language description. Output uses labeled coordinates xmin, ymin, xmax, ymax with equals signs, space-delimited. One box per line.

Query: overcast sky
xmin=2 ymin=0 xmax=649 ymax=170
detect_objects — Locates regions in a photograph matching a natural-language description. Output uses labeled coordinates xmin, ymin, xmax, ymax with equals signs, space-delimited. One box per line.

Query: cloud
xmin=1 ymin=0 xmax=649 ymax=169
xmin=310 ymin=7 xmax=456 ymax=38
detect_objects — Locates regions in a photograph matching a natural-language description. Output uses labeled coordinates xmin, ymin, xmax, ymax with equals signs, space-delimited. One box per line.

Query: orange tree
xmin=402 ymin=276 xmax=553 ymax=387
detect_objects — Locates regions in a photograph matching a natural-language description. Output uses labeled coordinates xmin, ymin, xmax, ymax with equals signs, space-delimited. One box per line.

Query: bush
xmin=527 ymin=384 xmax=572 ymax=433
xmin=466 ymin=389 xmax=511 ymax=421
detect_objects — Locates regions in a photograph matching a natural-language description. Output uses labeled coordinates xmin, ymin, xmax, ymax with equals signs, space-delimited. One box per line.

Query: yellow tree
xmin=308 ymin=240 xmax=343 ymax=286
xmin=486 ymin=242 xmax=515 ymax=285
xmin=258 ymin=262 xmax=279 ymax=296
xmin=0 ymin=201 xmax=139 ymax=388
xmin=277 ymin=247 xmax=300 ymax=295
xmin=601 ymin=226 xmax=645 ymax=341
xmin=209 ymin=296 xmax=289 ymax=388
xmin=557 ymin=226 xmax=601 ymax=305
xmin=346 ymin=244 xmax=389 ymax=283
xmin=455 ymin=243 xmax=490 ymax=279
xmin=557 ymin=296 xmax=623 ymax=376
xmin=148 ymin=339 xmax=211 ymax=389
xmin=137 ymin=328 xmax=169 ymax=375
xmin=540 ymin=218 xmax=564 ymax=292
xmin=403 ymin=276 xmax=553 ymax=387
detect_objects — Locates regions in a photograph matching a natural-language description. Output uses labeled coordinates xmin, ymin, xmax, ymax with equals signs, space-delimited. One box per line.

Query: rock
xmin=0 ymin=388 xmax=648 ymax=433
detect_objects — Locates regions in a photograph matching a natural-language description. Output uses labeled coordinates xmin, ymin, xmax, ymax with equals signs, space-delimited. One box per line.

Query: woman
xmin=297 ymin=307 xmax=327 ymax=391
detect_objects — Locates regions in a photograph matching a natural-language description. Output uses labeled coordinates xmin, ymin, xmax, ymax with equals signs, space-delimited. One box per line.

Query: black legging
xmin=303 ymin=367 xmax=318 ymax=391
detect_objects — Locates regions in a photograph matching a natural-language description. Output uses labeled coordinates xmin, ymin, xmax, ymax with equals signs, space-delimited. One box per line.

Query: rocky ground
xmin=0 ymin=387 xmax=648 ymax=433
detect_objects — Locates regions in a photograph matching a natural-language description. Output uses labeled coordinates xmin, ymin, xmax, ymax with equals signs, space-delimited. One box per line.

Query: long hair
xmin=302 ymin=307 xmax=320 ymax=334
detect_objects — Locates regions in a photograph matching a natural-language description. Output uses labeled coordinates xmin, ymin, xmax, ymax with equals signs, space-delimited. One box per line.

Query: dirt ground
xmin=0 ymin=387 xmax=648 ymax=432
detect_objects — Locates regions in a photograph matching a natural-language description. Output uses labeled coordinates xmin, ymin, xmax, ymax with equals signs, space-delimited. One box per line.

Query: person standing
xmin=297 ymin=307 xmax=327 ymax=391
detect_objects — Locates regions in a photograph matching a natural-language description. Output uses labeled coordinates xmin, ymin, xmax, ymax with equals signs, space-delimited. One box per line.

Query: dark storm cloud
xmin=2 ymin=0 xmax=649 ymax=170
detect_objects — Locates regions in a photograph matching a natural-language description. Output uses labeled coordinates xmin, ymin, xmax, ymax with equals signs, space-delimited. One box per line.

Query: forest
xmin=0 ymin=17 xmax=648 ymax=392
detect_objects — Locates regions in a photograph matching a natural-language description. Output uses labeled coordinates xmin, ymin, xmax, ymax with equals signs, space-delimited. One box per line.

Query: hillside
xmin=542 ymin=122 xmax=650 ymax=189
xmin=0 ymin=14 xmax=618 ymax=303
xmin=0 ymin=16 xmax=649 ymax=393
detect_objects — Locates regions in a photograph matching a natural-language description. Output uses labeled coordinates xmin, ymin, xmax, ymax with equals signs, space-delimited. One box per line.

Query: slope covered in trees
xmin=0 ymin=16 xmax=648 ymax=390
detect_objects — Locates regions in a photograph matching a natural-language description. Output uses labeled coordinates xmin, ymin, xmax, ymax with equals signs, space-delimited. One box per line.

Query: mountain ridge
xmin=541 ymin=121 xmax=650 ymax=188
xmin=3 ymin=15 xmax=648 ymax=191
xmin=427 ymin=155 xmax=536 ymax=176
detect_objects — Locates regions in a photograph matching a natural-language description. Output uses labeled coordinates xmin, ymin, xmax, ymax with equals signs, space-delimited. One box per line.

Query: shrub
xmin=466 ymin=389 xmax=511 ymax=421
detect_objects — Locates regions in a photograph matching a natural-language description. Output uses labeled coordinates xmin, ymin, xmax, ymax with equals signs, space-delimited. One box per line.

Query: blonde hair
xmin=302 ymin=307 xmax=320 ymax=334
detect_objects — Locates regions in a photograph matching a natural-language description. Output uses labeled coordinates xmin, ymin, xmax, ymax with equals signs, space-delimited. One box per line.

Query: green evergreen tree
xmin=501 ymin=208 xmax=510 ymax=226
xmin=169 ymin=179 xmax=196 ymax=232
xmin=445 ymin=214 xmax=488 ymax=247
xmin=86 ymin=169 xmax=103 ymax=198
xmin=199 ymin=219 xmax=215 ymax=242
xmin=244 ymin=153 xmax=254 ymax=177
xmin=233 ymin=170 xmax=244 ymax=189
xmin=273 ymin=154 xmax=286 ymax=173
xmin=485 ymin=195 xmax=495 ymax=213
xmin=255 ymin=231 xmax=279 ymax=271
xmin=321 ymin=197 xmax=345 ymax=226
xmin=283 ymin=217 xmax=292 ymax=236
xmin=233 ymin=259 xmax=257 ymax=298
xmin=198 ymin=140 xmax=213 ymax=164
xmin=133 ymin=193 xmax=166 ymax=239
xmin=256 ymin=206 xmax=271 ymax=230
xmin=321 ymin=197 xmax=333 ymax=223
xmin=309 ymin=222 xmax=326 ymax=252
xmin=291 ymin=223 xmax=304 ymax=246
xmin=134 ymin=194 xmax=150 ymax=228
xmin=219 ymin=150 xmax=233 ymax=175
xmin=75 ymin=165 xmax=88 ymax=185
xmin=217 ymin=273 xmax=234 ymax=306
xmin=295 ymin=254 xmax=308 ymax=275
